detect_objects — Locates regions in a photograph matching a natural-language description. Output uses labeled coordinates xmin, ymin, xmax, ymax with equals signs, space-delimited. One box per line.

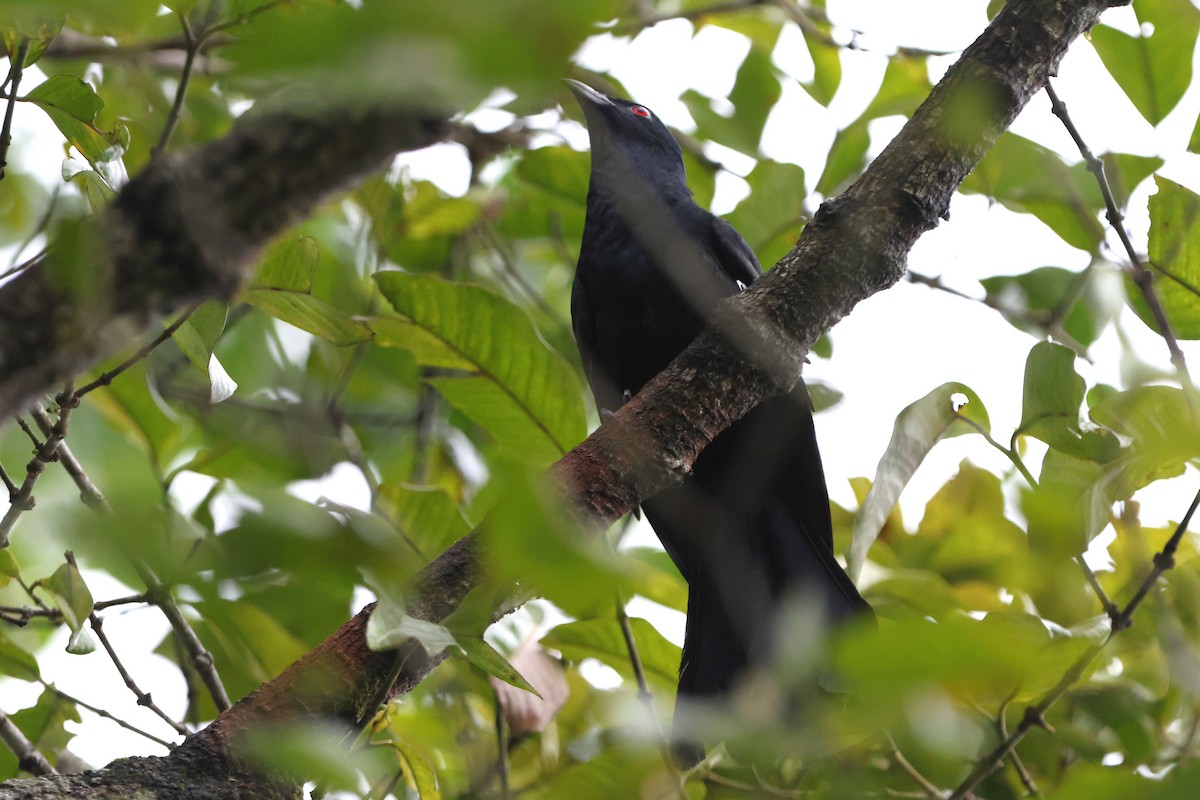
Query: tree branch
xmin=0 ymin=105 xmax=448 ymax=418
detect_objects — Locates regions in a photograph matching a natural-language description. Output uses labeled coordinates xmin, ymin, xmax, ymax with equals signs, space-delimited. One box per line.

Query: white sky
xmin=3 ymin=0 xmax=1200 ymax=770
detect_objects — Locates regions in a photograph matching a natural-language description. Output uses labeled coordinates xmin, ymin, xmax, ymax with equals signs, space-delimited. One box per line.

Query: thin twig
xmin=0 ymin=403 xmax=76 ymax=548
xmin=771 ymin=0 xmax=844 ymax=50
xmin=476 ymin=223 xmax=569 ymax=325
xmin=0 ymin=604 xmax=62 ymax=626
xmin=0 ymin=248 xmax=46 ymax=281
xmin=495 ymin=697 xmax=510 ymax=798
xmin=72 ymin=303 xmax=199 ymax=399
xmin=996 ymin=697 xmax=1040 ymax=797
xmin=906 ymin=271 xmax=1090 ymax=356
xmin=949 ymin=486 xmax=1200 ymax=799
xmin=1111 ymin=487 xmax=1200 ymax=631
xmin=615 ymin=0 xmax=770 ymax=34
xmin=204 ymin=0 xmax=284 ymax=37
xmin=88 ymin=608 xmax=191 ymax=737
xmin=144 ymin=571 xmax=232 ymax=713
xmin=952 ymin=410 xmax=1038 ymax=487
xmin=0 ymin=37 xmax=30 ymax=180
xmin=704 ymin=770 xmax=807 ymax=798
xmin=30 ymin=406 xmax=109 ymax=511
xmin=1075 ymin=556 xmax=1119 ymax=624
xmin=43 ymin=684 xmax=176 ymax=750
xmin=0 ymin=594 xmax=145 ymax=627
xmin=1176 ymin=705 xmax=1200 ymax=765
xmin=1044 ymin=81 xmax=1192 ymax=387
xmin=887 ymin=732 xmax=952 ymax=799
xmin=0 ymin=461 xmax=17 ymax=498
xmin=326 ymin=343 xmax=381 ymax=501
xmin=152 ymin=13 xmax=199 ymax=156
xmin=8 ymin=185 xmax=60 ymax=270
xmin=0 ymin=709 xmax=56 ymax=776
xmin=615 ymin=603 xmax=688 ymax=799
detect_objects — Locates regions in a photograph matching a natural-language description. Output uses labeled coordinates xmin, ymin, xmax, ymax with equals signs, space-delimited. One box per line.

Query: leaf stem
xmin=0 ymin=37 xmax=30 ymax=180
xmin=1045 ymin=81 xmax=1192 ymax=388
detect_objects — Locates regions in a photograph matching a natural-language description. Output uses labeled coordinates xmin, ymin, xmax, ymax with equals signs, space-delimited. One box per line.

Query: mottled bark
xmin=0 ymin=107 xmax=446 ymax=418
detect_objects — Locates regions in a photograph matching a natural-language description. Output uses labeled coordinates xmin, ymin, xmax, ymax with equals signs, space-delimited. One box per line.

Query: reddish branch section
xmin=181 ymin=534 xmax=479 ymax=772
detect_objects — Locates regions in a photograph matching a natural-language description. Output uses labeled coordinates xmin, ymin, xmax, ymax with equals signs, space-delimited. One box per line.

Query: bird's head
xmin=565 ymin=80 xmax=687 ymax=194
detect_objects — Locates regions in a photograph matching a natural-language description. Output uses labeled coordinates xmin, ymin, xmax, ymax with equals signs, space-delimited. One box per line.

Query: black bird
xmin=567 ymin=81 xmax=870 ymax=734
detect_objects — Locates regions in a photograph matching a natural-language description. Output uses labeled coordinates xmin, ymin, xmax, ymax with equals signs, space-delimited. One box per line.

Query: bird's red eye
xmin=629 ymin=105 xmax=651 ymax=118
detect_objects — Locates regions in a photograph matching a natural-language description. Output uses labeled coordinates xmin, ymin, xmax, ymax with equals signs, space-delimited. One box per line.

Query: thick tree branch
xmin=0 ymin=105 xmax=447 ymax=418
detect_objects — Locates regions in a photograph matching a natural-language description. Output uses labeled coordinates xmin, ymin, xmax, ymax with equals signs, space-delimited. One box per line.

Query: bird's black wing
xmin=646 ymin=209 xmax=870 ymax=701
xmin=708 ymin=213 xmax=763 ymax=288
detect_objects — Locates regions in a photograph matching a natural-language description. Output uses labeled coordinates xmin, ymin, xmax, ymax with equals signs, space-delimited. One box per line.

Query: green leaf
xmin=541 ymin=617 xmax=681 ymax=693
xmin=1091 ymin=0 xmax=1200 ymax=126
xmin=1088 ymin=385 xmax=1200 ymax=502
xmin=1046 ymin=764 xmax=1159 ymax=800
xmin=3 ymin=20 xmax=61 ymax=67
xmin=369 ymin=315 xmax=474 ymax=370
xmin=162 ymin=0 xmax=198 ymax=14
xmin=0 ymin=631 xmax=40 ymax=682
xmin=88 ymin=359 xmax=183 ymax=465
xmin=367 ymin=601 xmax=457 ymax=653
xmin=866 ymin=571 xmax=963 ymax=618
xmin=816 ymin=118 xmax=870 ymax=196
xmin=848 ymin=383 xmax=989 ymax=578
xmin=916 ymin=463 xmax=1031 ymax=589
xmin=1023 ymin=449 xmax=1105 ymax=560
xmin=229 ymin=0 xmax=619 ymax=110
xmin=682 ymin=48 xmax=780 ymax=155
xmin=704 ymin=7 xmax=783 ymax=53
xmin=1018 ymin=341 xmax=1119 ymax=462
xmin=980 ymin=266 xmax=1104 ymax=347
xmin=172 ymin=301 xmax=237 ymax=403
xmin=1076 ymin=687 xmax=1158 ymax=762
xmin=455 ymin=636 xmax=539 ymax=696
xmin=481 ymin=464 xmax=625 ymax=619
xmin=39 ymin=561 xmax=93 ymax=635
xmin=501 ymin=146 xmax=589 ymax=247
xmin=725 ymin=160 xmax=807 ymax=266
xmin=526 ymin=749 xmax=659 ymax=800
xmin=64 ymin=167 xmax=115 ymax=211
xmin=837 ymin=613 xmax=1056 ymax=722
xmin=391 ymin=739 xmax=441 ymax=800
xmin=803 ymin=36 xmax=841 ymax=107
xmin=1020 ymin=340 xmax=1083 ymax=427
xmin=374 ymin=271 xmax=585 ymax=464
xmin=26 ymin=75 xmax=126 ymax=169
xmin=190 ymin=599 xmax=311 ymax=704
xmin=815 ymin=55 xmax=930 ymax=196
xmin=241 ymin=723 xmax=367 ymax=792
xmin=621 ymin=547 xmax=687 ymax=614
xmin=1104 ymin=152 xmax=1165 ymax=209
xmin=242 ymin=289 xmax=374 ymax=346
xmin=1154 ymin=762 xmax=1200 ymax=799
xmin=378 ymin=483 xmax=472 ymax=561
xmin=1133 ymin=175 xmax=1200 ymax=339
xmin=0 ymin=549 xmax=18 ymax=586
xmin=0 ymin=688 xmax=78 ymax=780
xmin=252 ymin=235 xmax=318 ymax=292
xmin=863 ymin=53 xmax=932 ymax=119
xmin=963 ymin=133 xmax=1104 ymax=251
